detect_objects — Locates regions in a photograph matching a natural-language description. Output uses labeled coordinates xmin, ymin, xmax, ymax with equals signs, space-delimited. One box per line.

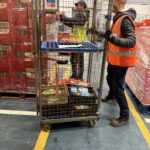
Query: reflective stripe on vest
xmin=107 ymin=15 xmax=137 ymax=67
xmin=107 ymin=49 xmax=136 ymax=56
xmin=72 ymin=12 xmax=87 ymax=42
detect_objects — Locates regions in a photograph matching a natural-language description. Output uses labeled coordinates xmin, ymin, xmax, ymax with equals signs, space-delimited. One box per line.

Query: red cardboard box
xmin=25 ymin=60 xmax=34 ymax=68
xmin=11 ymin=61 xmax=26 ymax=72
xmin=11 ymin=71 xmax=27 ymax=91
xmin=0 ymin=44 xmax=12 ymax=51
xmin=11 ymin=26 xmax=30 ymax=43
xmin=12 ymin=43 xmax=31 ymax=52
xmin=0 ymin=28 xmax=11 ymax=44
xmin=0 ymin=21 xmax=10 ymax=28
xmin=26 ymin=67 xmax=35 ymax=87
xmin=11 ymin=51 xmax=25 ymax=61
xmin=0 ymin=61 xmax=11 ymax=72
xmin=0 ymin=71 xmax=11 ymax=90
xmin=10 ymin=8 xmax=28 ymax=26
xmin=0 ymin=2 xmax=9 ymax=20
xmin=0 ymin=49 xmax=11 ymax=62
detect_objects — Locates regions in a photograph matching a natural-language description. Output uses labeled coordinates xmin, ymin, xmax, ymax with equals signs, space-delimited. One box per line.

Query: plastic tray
xmin=41 ymin=41 xmax=104 ymax=52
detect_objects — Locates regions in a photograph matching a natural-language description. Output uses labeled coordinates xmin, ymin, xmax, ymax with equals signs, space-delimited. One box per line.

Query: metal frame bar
xmin=98 ymin=0 xmax=113 ymax=104
xmin=40 ymin=116 xmax=99 ymax=124
xmin=87 ymin=0 xmax=98 ymax=82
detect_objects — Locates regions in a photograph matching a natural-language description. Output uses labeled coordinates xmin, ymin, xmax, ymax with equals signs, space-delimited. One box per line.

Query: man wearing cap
xmin=59 ymin=0 xmax=89 ymax=80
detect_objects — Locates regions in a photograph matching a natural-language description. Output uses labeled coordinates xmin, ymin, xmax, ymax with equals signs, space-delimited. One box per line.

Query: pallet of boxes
xmin=126 ymin=18 xmax=150 ymax=113
xmin=0 ymin=0 xmax=35 ymax=95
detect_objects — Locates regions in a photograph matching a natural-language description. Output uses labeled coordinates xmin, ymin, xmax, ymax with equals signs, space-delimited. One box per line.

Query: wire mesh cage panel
xmin=33 ymin=0 xmax=112 ymax=128
xmin=39 ymin=52 xmax=100 ymax=119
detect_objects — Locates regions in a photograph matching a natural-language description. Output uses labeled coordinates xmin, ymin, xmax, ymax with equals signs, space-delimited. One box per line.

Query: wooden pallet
xmin=0 ymin=91 xmax=36 ymax=100
xmin=125 ymin=84 xmax=150 ymax=115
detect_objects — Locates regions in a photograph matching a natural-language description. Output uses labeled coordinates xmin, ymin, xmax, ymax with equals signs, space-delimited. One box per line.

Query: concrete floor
xmin=45 ymin=101 xmax=149 ymax=150
xmin=0 ymin=94 xmax=149 ymax=150
xmin=0 ymin=59 xmax=149 ymax=150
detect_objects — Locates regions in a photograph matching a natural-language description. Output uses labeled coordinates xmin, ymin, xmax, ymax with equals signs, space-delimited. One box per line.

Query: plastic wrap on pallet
xmin=126 ymin=23 xmax=150 ymax=105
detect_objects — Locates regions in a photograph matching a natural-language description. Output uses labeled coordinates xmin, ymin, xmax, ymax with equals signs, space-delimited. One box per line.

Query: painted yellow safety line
xmin=34 ymin=130 xmax=50 ymax=150
xmin=34 ymin=65 xmax=71 ymax=150
xmin=125 ymin=91 xmax=150 ymax=148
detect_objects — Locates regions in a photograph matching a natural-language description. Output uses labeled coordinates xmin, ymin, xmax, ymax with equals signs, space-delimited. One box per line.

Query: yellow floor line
xmin=125 ymin=91 xmax=150 ymax=148
xmin=33 ymin=65 xmax=71 ymax=150
xmin=34 ymin=130 xmax=50 ymax=150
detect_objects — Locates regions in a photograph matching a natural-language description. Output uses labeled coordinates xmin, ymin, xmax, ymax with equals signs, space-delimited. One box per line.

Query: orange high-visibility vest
xmin=107 ymin=15 xmax=137 ymax=67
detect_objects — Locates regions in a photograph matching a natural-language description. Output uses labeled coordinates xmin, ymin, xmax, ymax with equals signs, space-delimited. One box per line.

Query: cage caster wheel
xmin=97 ymin=116 xmax=100 ymax=121
xmin=88 ymin=120 xmax=96 ymax=128
xmin=40 ymin=123 xmax=50 ymax=131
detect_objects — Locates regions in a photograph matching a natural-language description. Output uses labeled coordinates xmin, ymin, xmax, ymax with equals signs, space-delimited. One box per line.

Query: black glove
xmin=105 ymin=30 xmax=112 ymax=38
xmin=105 ymin=30 xmax=115 ymax=42
xmin=87 ymin=27 xmax=99 ymax=35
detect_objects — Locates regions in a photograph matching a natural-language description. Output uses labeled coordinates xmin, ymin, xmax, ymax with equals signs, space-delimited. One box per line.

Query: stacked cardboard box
xmin=0 ymin=0 xmax=35 ymax=93
xmin=126 ymin=21 xmax=150 ymax=105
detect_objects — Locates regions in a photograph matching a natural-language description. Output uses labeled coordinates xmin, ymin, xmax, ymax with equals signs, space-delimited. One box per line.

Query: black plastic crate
xmin=71 ymin=104 xmax=99 ymax=117
xmin=67 ymin=85 xmax=98 ymax=105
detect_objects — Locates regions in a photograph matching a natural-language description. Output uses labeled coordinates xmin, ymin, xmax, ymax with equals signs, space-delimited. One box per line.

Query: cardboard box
xmin=0 ymin=28 xmax=11 ymax=44
xmin=25 ymin=60 xmax=34 ymax=68
xmin=12 ymin=43 xmax=31 ymax=52
xmin=26 ymin=77 xmax=35 ymax=87
xmin=0 ymin=49 xmax=11 ymax=62
xmin=11 ymin=61 xmax=26 ymax=72
xmin=26 ymin=72 xmax=35 ymax=78
xmin=11 ymin=72 xmax=27 ymax=91
xmin=26 ymin=67 xmax=34 ymax=73
xmin=11 ymin=26 xmax=30 ymax=43
xmin=0 ymin=44 xmax=11 ymax=51
xmin=10 ymin=8 xmax=28 ymax=26
xmin=0 ymin=71 xmax=11 ymax=90
xmin=20 ymin=0 xmax=32 ymax=4
xmin=0 ymin=61 xmax=10 ymax=70
xmin=0 ymin=2 xmax=9 ymax=20
xmin=0 ymin=21 xmax=9 ymax=28
xmin=27 ymin=87 xmax=35 ymax=93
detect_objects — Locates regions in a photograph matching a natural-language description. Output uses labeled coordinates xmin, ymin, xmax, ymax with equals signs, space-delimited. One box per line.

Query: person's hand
xmin=105 ymin=30 xmax=116 ymax=42
xmin=105 ymin=30 xmax=112 ymax=39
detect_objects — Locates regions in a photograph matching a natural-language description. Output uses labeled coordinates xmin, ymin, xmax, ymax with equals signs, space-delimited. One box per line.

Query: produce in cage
xmin=41 ymin=85 xmax=69 ymax=105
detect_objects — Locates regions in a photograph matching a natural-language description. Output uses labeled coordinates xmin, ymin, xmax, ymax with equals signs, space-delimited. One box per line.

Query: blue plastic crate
xmin=41 ymin=41 xmax=104 ymax=52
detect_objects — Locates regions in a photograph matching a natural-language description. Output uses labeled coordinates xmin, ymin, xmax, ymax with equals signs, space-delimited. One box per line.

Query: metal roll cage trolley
xmin=32 ymin=0 xmax=113 ymax=130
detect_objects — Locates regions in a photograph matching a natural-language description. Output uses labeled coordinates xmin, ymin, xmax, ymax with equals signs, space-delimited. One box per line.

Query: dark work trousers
xmin=107 ymin=64 xmax=129 ymax=119
xmin=70 ymin=52 xmax=84 ymax=80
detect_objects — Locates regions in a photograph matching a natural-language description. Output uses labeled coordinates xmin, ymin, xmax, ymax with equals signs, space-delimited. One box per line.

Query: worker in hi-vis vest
xmin=59 ymin=0 xmax=89 ymax=80
xmin=102 ymin=0 xmax=137 ymax=127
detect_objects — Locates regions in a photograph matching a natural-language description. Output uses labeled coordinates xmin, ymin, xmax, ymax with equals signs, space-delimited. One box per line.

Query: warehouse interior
xmin=0 ymin=0 xmax=150 ymax=150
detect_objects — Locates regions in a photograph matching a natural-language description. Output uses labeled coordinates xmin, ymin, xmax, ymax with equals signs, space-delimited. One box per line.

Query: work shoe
xmin=101 ymin=94 xmax=115 ymax=102
xmin=110 ymin=117 xmax=129 ymax=127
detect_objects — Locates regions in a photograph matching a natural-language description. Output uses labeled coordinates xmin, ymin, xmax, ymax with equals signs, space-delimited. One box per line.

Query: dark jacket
xmin=59 ymin=11 xmax=88 ymax=28
xmin=110 ymin=8 xmax=137 ymax=48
